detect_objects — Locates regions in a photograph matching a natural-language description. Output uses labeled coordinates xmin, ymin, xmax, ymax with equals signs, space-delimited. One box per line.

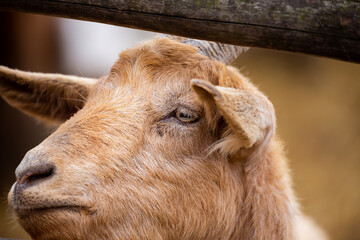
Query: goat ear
xmin=191 ymin=79 xmax=275 ymax=150
xmin=0 ymin=66 xmax=97 ymax=125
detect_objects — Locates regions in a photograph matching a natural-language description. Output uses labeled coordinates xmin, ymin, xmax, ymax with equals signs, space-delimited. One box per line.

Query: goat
xmin=0 ymin=37 xmax=326 ymax=240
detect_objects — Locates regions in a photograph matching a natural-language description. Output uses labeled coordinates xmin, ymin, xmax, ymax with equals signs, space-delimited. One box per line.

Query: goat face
xmin=3 ymin=38 xmax=281 ymax=240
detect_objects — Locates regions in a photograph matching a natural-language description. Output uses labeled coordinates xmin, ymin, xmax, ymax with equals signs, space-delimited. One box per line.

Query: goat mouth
xmin=15 ymin=205 xmax=89 ymax=218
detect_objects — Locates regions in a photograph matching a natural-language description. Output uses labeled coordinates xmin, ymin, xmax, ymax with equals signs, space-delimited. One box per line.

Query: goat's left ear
xmin=0 ymin=66 xmax=97 ymax=125
xmin=191 ymin=79 xmax=275 ymax=150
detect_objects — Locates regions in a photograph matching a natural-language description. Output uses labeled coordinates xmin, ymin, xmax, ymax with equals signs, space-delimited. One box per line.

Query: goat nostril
xmin=17 ymin=164 xmax=55 ymax=187
xmin=26 ymin=169 xmax=53 ymax=183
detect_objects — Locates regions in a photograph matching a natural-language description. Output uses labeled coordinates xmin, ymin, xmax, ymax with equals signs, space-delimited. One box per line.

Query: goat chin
xmin=1 ymin=37 xmax=327 ymax=240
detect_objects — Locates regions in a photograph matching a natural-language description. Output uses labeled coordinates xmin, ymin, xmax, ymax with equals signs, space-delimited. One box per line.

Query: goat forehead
xmin=94 ymin=63 xmax=200 ymax=101
xmin=72 ymin=70 xmax=200 ymax=128
xmin=87 ymin=42 xmax=227 ymax=116
xmin=98 ymin=40 xmax=223 ymax=88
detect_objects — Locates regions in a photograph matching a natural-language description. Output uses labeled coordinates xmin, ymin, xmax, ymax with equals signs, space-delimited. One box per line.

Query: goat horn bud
xmin=163 ymin=35 xmax=249 ymax=64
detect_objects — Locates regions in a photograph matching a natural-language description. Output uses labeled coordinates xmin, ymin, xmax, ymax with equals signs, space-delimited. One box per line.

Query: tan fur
xmin=0 ymin=65 xmax=96 ymax=125
xmin=2 ymin=38 xmax=326 ymax=239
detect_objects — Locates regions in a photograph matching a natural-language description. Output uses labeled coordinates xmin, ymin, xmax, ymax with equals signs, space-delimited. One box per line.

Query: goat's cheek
xmin=150 ymin=126 xmax=208 ymax=155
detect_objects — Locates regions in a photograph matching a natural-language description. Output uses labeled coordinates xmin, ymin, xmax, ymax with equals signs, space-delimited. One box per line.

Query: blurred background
xmin=0 ymin=12 xmax=359 ymax=240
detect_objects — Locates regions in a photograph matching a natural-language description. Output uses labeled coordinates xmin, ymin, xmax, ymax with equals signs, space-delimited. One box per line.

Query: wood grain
xmin=0 ymin=0 xmax=359 ymax=62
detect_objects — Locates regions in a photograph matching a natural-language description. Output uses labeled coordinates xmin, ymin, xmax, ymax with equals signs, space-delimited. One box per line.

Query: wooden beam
xmin=0 ymin=0 xmax=359 ymax=63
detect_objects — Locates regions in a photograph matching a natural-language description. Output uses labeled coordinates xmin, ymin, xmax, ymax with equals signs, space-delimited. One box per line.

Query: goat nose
xmin=16 ymin=163 xmax=55 ymax=189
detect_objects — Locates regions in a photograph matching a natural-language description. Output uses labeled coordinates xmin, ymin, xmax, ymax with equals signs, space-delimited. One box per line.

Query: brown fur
xmin=2 ymin=38 xmax=326 ymax=239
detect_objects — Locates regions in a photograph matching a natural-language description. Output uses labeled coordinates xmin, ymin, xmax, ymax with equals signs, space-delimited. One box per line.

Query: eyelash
xmin=175 ymin=109 xmax=199 ymax=124
xmin=161 ymin=108 xmax=200 ymax=125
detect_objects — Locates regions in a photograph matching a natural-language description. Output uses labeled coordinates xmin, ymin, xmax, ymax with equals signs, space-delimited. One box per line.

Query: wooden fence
xmin=0 ymin=0 xmax=359 ymax=63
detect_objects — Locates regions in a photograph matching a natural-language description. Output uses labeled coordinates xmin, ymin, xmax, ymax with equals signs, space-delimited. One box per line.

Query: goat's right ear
xmin=191 ymin=79 xmax=275 ymax=154
xmin=0 ymin=66 xmax=97 ymax=125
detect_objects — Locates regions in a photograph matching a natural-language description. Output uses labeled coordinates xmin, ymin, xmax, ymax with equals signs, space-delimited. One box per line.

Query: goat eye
xmin=175 ymin=110 xmax=199 ymax=123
